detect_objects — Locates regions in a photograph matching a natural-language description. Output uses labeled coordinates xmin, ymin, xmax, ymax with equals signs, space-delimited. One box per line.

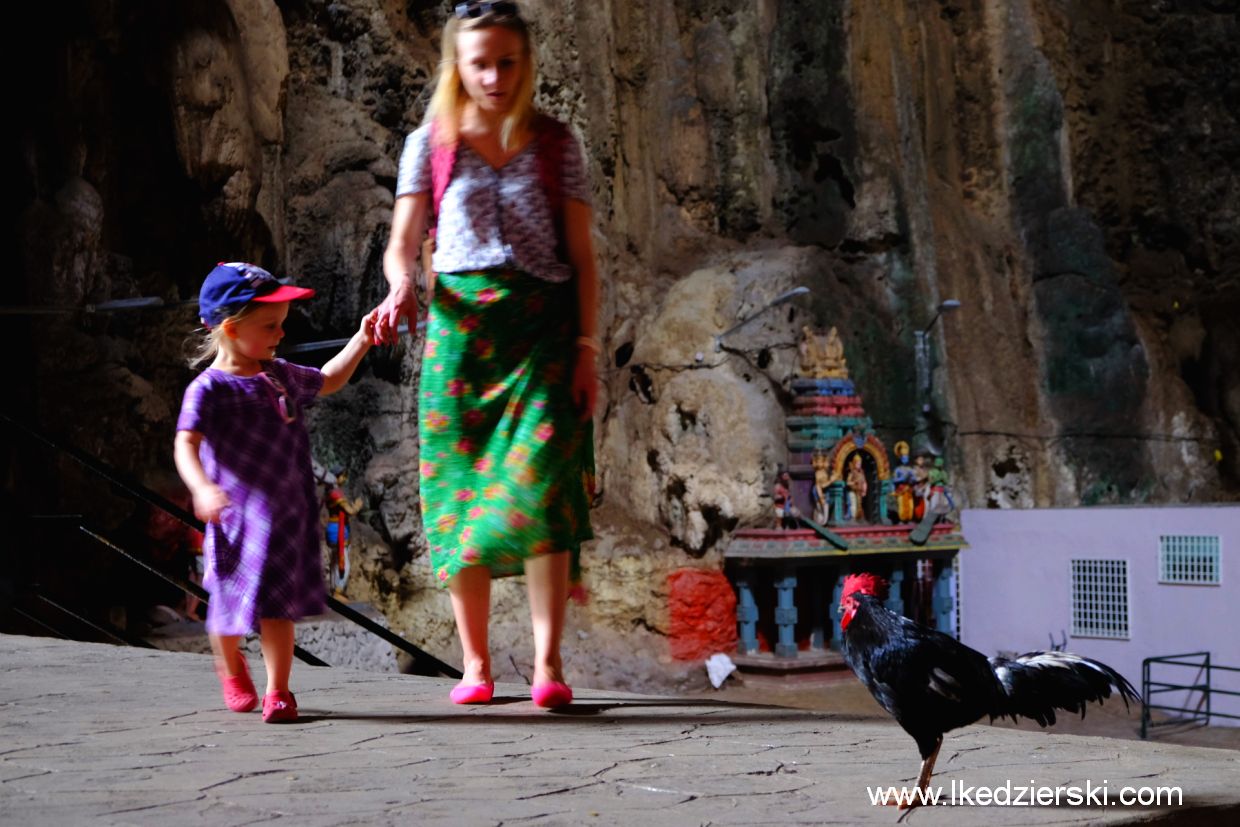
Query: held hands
xmin=373 ymin=277 xmax=417 ymax=346
xmin=572 ymin=347 xmax=599 ymax=421
xmin=191 ymin=483 xmax=230 ymax=524
xmin=360 ymin=308 xmax=379 ymax=346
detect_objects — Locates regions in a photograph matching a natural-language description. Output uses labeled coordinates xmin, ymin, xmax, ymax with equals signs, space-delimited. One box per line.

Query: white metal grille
xmin=1071 ymin=559 xmax=1129 ymax=639
xmin=1159 ymin=535 xmax=1221 ymax=585
xmin=953 ymin=554 xmax=962 ymax=641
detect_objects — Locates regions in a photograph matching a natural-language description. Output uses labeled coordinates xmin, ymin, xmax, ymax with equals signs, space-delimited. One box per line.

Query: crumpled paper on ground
xmin=705 ymin=652 xmax=737 ymax=688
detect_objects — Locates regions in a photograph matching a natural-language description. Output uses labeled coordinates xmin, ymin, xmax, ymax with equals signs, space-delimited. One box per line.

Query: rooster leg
xmin=897 ymin=736 xmax=943 ymax=814
xmin=915 ymin=737 xmax=942 ymax=793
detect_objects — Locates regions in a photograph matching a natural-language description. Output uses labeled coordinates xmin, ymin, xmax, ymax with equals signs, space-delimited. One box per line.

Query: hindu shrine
xmin=725 ymin=326 xmax=967 ymax=673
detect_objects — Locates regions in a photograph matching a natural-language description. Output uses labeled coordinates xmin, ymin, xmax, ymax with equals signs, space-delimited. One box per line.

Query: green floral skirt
xmin=418 ymin=269 xmax=594 ymax=588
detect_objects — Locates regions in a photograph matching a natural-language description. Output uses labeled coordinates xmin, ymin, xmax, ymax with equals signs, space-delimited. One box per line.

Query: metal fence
xmin=1141 ymin=652 xmax=1240 ymax=739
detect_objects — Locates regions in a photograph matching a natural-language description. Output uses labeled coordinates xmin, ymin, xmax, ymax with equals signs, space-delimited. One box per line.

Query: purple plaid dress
xmin=177 ymin=359 xmax=326 ymax=635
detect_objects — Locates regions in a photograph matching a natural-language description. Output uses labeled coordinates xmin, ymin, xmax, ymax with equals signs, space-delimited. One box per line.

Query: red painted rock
xmin=667 ymin=568 xmax=738 ymax=661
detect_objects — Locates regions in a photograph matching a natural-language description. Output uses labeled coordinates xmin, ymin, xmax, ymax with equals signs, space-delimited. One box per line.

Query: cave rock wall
xmin=14 ymin=0 xmax=1238 ymax=687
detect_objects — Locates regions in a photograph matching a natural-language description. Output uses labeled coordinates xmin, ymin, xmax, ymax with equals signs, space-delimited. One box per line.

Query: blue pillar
xmin=879 ymin=480 xmax=894 ymax=524
xmin=827 ymin=481 xmax=845 ymax=527
xmin=932 ymin=561 xmax=956 ymax=637
xmin=809 ymin=572 xmax=826 ymax=651
xmin=829 ymin=570 xmax=847 ymax=651
xmin=735 ymin=572 xmax=759 ymax=655
xmin=774 ymin=565 xmax=798 ymax=658
xmin=885 ymin=567 xmax=905 ymax=617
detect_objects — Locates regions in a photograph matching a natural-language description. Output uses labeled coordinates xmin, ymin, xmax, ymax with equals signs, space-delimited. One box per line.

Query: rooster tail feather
xmin=988 ymin=651 xmax=1140 ymax=727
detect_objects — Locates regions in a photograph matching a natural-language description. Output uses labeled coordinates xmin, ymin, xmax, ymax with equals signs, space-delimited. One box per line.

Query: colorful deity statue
xmin=890 ymin=440 xmax=916 ymax=523
xmin=822 ymin=327 xmax=847 ymax=377
xmin=810 ymin=451 xmax=832 ymax=524
xmin=926 ymin=456 xmax=955 ymax=520
xmin=912 ymin=454 xmax=930 ymax=521
xmin=772 ymin=465 xmax=801 ymax=529
xmin=845 ymin=453 xmax=868 ymax=522
xmin=316 ymin=463 xmax=363 ymax=595
xmin=798 ymin=325 xmax=850 ymax=380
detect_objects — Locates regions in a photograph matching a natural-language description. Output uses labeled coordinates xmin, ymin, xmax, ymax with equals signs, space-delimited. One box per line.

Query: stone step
xmin=145 ymin=601 xmax=401 ymax=673
xmin=733 ymin=649 xmax=851 ymax=676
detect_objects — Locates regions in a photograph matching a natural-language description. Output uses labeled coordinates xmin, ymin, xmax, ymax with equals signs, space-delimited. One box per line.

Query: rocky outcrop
xmin=13 ymin=1 xmax=1239 ymax=689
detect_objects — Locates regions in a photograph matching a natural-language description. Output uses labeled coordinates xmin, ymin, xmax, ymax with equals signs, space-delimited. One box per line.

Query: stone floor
xmin=2 ymin=634 xmax=1238 ymax=826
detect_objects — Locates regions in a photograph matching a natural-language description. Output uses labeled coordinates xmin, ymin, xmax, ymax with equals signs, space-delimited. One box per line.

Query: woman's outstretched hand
xmin=572 ymin=348 xmax=598 ymax=421
xmin=373 ymin=278 xmax=418 ymax=346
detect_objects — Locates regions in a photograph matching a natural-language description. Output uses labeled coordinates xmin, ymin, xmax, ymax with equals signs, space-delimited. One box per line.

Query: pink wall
xmin=959 ymin=506 xmax=1240 ymax=727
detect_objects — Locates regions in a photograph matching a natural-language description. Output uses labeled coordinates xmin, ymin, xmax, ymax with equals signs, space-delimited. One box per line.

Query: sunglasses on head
xmin=454 ymin=1 xmax=518 ymax=19
xmin=259 ymin=371 xmax=297 ymax=425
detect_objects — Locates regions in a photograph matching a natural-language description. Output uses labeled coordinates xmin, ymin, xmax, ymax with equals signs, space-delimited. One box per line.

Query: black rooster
xmin=838 ymin=573 xmax=1139 ymax=806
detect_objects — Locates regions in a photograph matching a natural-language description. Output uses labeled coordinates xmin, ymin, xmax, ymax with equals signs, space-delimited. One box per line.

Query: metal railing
xmin=2 ymin=412 xmax=460 ymax=678
xmin=77 ymin=523 xmax=329 ymax=667
xmin=1141 ymin=651 xmax=1240 ymax=738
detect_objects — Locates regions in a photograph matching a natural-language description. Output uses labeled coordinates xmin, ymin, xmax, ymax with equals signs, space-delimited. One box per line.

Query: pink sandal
xmin=531 ymin=681 xmax=573 ymax=708
xmin=262 ymin=690 xmax=299 ymax=723
xmin=450 ymin=681 xmax=495 ymax=705
xmin=216 ymin=658 xmax=258 ymax=713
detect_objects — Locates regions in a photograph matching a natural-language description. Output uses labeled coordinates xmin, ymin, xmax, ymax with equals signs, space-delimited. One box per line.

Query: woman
xmin=375 ymin=0 xmax=600 ymax=709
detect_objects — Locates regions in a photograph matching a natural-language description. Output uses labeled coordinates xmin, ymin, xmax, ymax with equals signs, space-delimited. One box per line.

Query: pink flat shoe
xmin=531 ymin=681 xmax=573 ymax=708
xmin=262 ymin=690 xmax=299 ymax=723
xmin=216 ymin=658 xmax=258 ymax=713
xmin=450 ymin=681 xmax=495 ymax=705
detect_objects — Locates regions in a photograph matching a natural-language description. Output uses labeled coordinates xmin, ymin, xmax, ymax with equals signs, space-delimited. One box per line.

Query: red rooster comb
xmin=843 ymin=572 xmax=889 ymax=600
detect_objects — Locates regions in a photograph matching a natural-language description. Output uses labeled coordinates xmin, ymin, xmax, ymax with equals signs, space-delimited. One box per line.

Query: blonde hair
xmin=425 ymin=8 xmax=537 ymax=150
xmin=185 ymin=303 xmax=260 ymax=369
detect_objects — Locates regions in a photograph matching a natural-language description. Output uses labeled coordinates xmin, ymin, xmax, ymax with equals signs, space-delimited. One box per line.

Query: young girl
xmin=376 ymin=0 xmax=600 ymax=708
xmin=174 ymin=262 xmax=375 ymax=723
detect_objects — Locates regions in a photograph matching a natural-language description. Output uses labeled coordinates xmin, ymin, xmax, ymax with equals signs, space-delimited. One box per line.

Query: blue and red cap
xmin=198 ymin=262 xmax=315 ymax=327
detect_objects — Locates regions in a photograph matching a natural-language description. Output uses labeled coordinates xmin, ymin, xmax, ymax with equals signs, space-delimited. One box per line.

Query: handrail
xmin=1141 ymin=652 xmax=1240 ymax=739
xmin=1 ymin=412 xmax=200 ymax=528
xmin=10 ymin=606 xmax=70 ymax=640
xmin=32 ymin=592 xmax=156 ymax=650
xmin=2 ymin=412 xmax=460 ymax=678
xmin=79 ymin=525 xmax=328 ymax=668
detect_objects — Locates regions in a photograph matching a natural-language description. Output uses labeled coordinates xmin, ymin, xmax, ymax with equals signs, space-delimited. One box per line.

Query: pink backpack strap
xmin=533 ymin=114 xmax=571 ymax=252
xmin=428 ymin=118 xmax=459 ymax=234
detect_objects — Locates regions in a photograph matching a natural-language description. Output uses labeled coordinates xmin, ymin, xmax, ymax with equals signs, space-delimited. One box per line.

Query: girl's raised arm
xmin=320 ymin=311 xmax=377 ymax=396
